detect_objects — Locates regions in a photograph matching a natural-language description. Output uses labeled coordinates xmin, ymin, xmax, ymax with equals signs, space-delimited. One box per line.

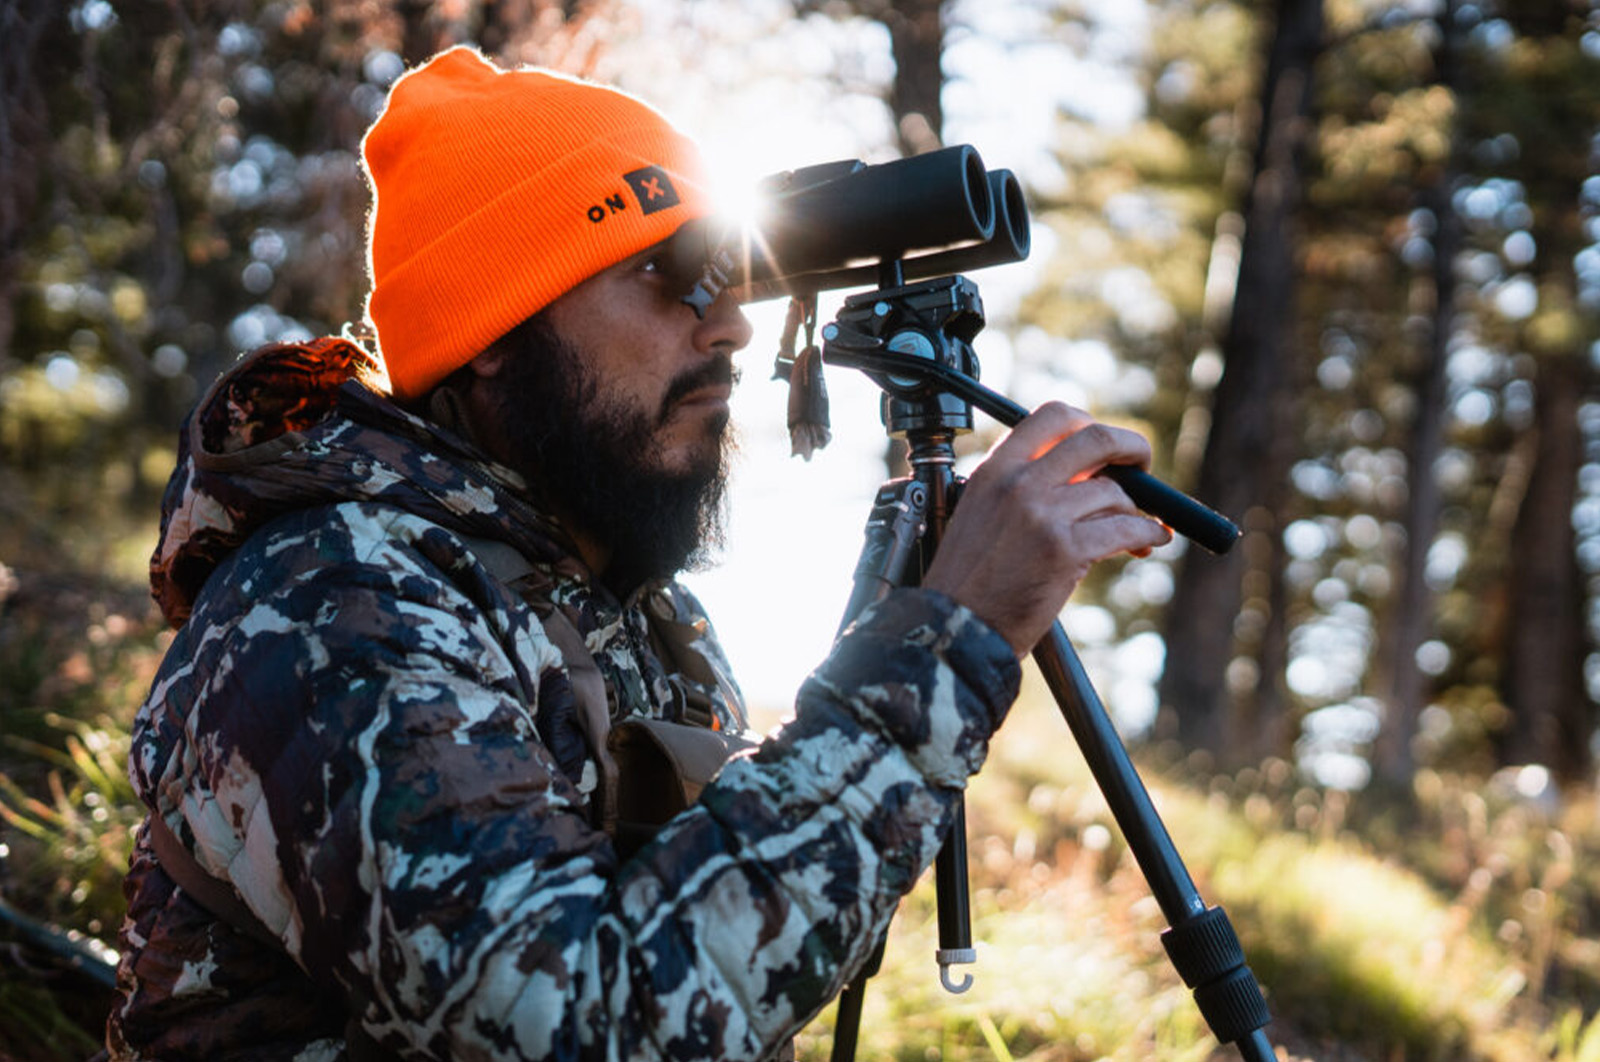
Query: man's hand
xmin=923 ymin=402 xmax=1173 ymax=658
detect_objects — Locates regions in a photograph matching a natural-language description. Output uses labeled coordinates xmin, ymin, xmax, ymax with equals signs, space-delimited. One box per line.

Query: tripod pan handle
xmin=1098 ymin=465 xmax=1239 ymax=555
xmin=825 ymin=346 xmax=1241 ymax=553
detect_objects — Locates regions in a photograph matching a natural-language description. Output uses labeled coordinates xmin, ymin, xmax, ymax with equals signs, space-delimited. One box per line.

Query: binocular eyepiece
xmin=670 ymin=144 xmax=1030 ymax=315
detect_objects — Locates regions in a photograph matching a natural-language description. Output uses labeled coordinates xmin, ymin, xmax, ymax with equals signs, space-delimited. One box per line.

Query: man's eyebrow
xmin=625 ymin=239 xmax=673 ymax=264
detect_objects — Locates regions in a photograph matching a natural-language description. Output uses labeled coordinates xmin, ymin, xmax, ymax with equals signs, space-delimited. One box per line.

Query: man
xmin=108 ymin=47 xmax=1169 ymax=1061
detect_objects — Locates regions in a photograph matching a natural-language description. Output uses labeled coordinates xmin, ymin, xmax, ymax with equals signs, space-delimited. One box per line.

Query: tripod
xmin=810 ymin=271 xmax=1274 ymax=1062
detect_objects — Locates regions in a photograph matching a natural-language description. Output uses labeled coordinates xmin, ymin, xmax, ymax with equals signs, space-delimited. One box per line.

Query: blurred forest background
xmin=2 ymin=0 xmax=1600 ymax=1059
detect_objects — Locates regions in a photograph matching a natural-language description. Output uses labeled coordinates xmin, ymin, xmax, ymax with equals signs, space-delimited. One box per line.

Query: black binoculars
xmin=669 ymin=144 xmax=1031 ymax=314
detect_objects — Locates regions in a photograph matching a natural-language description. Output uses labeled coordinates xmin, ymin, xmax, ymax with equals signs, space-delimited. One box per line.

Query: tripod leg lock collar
xmin=1161 ymin=906 xmax=1271 ymax=1044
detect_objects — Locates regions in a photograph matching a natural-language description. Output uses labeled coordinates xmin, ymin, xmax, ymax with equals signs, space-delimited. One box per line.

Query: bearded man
xmin=108 ymin=47 xmax=1168 ymax=1061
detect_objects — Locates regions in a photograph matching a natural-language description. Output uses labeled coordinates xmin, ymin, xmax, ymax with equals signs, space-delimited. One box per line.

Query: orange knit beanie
xmin=362 ymin=47 xmax=711 ymax=400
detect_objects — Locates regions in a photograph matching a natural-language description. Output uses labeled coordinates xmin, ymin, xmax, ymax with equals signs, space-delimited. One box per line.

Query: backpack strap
xmin=457 ymin=534 xmax=620 ymax=833
xmin=533 ymin=604 xmax=620 ymax=836
xmin=456 ymin=534 xmax=757 ymax=858
xmin=642 ymin=584 xmax=749 ymax=732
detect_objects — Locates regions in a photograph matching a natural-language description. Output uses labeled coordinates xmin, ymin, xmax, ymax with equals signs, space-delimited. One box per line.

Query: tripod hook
xmin=936 ymin=948 xmax=977 ymax=994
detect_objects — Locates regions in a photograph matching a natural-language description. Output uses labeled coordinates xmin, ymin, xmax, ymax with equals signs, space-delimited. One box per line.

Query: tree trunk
xmin=1500 ymin=353 xmax=1591 ymax=780
xmin=1371 ymin=199 xmax=1454 ymax=785
xmin=1371 ymin=0 xmax=1461 ymax=787
xmin=1492 ymin=0 xmax=1598 ymax=784
xmin=396 ymin=0 xmax=446 ymax=68
xmin=881 ymin=0 xmax=944 ymax=156
xmin=0 ymin=1 xmax=62 ymax=367
xmin=1158 ymin=0 xmax=1322 ymax=763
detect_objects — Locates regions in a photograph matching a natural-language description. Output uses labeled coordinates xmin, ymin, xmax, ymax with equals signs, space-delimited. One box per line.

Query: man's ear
xmin=467 ymin=344 xmax=512 ymax=379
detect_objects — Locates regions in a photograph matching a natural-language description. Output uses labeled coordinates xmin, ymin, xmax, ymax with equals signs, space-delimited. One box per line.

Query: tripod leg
xmin=1033 ymin=622 xmax=1274 ymax=1061
xmin=827 ymin=478 xmax=931 ymax=1062
xmin=829 ymin=934 xmax=887 ymax=1062
xmin=837 ymin=480 xmax=928 ymax=635
xmin=933 ymin=801 xmax=975 ymax=993
xmin=829 ymin=803 xmax=977 ymax=1062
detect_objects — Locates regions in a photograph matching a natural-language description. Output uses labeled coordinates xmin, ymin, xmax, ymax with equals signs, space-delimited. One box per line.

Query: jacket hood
xmin=151 ymin=336 xmax=573 ymax=626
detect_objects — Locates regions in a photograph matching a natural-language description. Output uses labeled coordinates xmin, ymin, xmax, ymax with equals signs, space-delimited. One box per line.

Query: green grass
xmin=0 ymin=517 xmax=165 ymax=1062
xmin=0 ymin=712 xmax=145 ymax=936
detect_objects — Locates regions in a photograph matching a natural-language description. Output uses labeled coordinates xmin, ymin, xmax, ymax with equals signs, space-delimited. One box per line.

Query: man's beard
xmin=488 ymin=312 xmax=734 ymax=593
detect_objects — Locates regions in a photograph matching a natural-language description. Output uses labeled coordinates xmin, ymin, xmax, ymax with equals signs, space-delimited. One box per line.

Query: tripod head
xmin=825 ymin=275 xmax=986 ymax=441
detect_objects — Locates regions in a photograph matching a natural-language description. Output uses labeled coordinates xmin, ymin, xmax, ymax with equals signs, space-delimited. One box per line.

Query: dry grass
xmin=789 ymin=675 xmax=1596 ymax=1062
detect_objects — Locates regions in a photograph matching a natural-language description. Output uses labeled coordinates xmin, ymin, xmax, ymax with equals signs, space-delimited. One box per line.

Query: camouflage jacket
xmin=108 ymin=338 xmax=1021 ymax=1061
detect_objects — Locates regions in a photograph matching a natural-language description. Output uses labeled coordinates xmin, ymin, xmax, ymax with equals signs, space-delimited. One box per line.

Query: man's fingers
xmin=1032 ymin=421 xmax=1154 ymax=484
xmin=1046 ymin=475 xmax=1142 ymax=523
xmin=984 ymin=401 xmax=1095 ymax=470
xmin=1073 ymin=512 xmax=1174 ymax=562
xmin=983 ymin=407 xmax=1154 ymax=494
xmin=1039 ymin=480 xmax=1173 ymax=564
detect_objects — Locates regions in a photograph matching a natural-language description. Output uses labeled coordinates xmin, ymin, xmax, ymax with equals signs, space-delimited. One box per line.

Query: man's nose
xmin=693 ymin=290 xmax=754 ymax=356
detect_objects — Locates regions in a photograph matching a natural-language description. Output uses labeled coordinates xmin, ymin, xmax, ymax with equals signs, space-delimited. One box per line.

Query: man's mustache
xmin=658 ymin=357 xmax=739 ymax=423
